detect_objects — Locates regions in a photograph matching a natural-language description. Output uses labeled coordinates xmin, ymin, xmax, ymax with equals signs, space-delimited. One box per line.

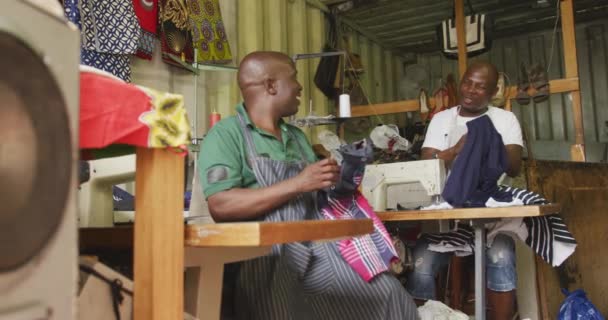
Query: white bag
xmin=438 ymin=0 xmax=492 ymax=59
xmin=78 ymin=258 xmax=133 ymax=320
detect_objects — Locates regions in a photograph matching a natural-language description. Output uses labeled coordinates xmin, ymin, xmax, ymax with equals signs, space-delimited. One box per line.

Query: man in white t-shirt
xmin=406 ymin=61 xmax=523 ymax=320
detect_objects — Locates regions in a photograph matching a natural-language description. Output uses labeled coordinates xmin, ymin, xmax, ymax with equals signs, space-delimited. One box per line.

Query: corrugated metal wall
xmin=416 ymin=20 xmax=608 ymax=162
xmin=348 ymin=30 xmax=405 ymax=126
xmin=131 ymin=0 xmax=403 ymax=144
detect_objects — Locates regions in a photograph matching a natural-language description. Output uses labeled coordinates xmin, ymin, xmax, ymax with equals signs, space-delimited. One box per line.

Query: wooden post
xmin=133 ymin=148 xmax=185 ymax=320
xmin=454 ymin=1 xmax=468 ymax=309
xmin=455 ymin=0 xmax=467 ymax=77
xmin=561 ymin=0 xmax=585 ymax=161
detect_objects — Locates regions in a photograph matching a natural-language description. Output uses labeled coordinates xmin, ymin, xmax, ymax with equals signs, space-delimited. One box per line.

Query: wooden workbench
xmin=183 ymin=218 xmax=373 ymax=320
xmin=81 ymin=218 xmax=373 ymax=320
xmin=378 ymin=204 xmax=561 ymax=320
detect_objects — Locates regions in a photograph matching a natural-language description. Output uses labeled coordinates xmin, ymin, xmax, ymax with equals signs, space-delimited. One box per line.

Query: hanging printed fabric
xmin=133 ymin=0 xmax=159 ymax=60
xmin=64 ymin=0 xmax=141 ymax=82
xmin=188 ymin=0 xmax=233 ymax=64
xmin=159 ymin=0 xmax=195 ymax=69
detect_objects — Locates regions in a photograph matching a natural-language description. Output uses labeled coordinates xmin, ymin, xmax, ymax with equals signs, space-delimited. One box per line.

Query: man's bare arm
xmin=422 ymin=136 xmax=521 ymax=177
xmin=207 ymin=158 xmax=339 ymax=222
xmin=421 ymin=135 xmax=467 ymax=168
xmin=504 ymin=144 xmax=522 ymax=177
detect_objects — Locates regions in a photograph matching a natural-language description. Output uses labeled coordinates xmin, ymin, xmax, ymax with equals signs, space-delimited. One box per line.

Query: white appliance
xmin=0 ymin=1 xmax=79 ymax=319
xmin=361 ymin=159 xmax=446 ymax=211
xmin=78 ymin=155 xmax=136 ymax=227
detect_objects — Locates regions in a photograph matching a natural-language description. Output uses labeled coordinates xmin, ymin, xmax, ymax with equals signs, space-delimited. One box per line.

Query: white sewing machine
xmin=78 ymin=155 xmax=136 ymax=227
xmin=78 ymin=154 xmax=208 ymax=227
xmin=361 ymin=159 xmax=446 ymax=211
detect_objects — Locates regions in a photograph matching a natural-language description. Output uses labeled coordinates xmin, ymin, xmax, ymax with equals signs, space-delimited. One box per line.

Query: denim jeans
xmin=405 ymin=234 xmax=516 ymax=300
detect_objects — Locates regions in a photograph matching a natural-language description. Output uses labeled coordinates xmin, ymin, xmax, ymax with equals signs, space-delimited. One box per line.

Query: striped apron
xmin=233 ymin=114 xmax=419 ymax=320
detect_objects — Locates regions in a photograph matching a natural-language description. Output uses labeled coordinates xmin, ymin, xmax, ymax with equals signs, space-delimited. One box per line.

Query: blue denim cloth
xmin=406 ymin=234 xmax=516 ymax=300
xmin=442 ymin=115 xmax=512 ymax=207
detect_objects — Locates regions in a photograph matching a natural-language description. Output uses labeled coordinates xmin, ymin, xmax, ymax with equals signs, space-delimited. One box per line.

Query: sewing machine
xmin=361 ymin=159 xmax=446 ymax=211
xmin=78 ymin=154 xmax=207 ymax=227
xmin=78 ymin=155 xmax=136 ymax=227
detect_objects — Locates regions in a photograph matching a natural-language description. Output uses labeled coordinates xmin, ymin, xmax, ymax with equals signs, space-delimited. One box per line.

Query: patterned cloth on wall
xmin=64 ymin=0 xmax=141 ymax=82
xmin=159 ymin=0 xmax=195 ymax=69
xmin=188 ymin=0 xmax=232 ymax=64
xmin=133 ymin=0 xmax=159 ymax=60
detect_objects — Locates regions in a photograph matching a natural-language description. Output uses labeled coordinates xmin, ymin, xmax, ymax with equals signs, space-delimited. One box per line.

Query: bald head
xmin=465 ymin=61 xmax=499 ymax=90
xmin=238 ymin=51 xmax=294 ymax=91
xmin=237 ymin=51 xmax=303 ymax=119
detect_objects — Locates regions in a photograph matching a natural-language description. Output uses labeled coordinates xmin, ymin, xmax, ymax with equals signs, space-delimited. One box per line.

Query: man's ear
xmin=264 ymin=78 xmax=277 ymax=95
xmin=489 ymin=85 xmax=499 ymax=98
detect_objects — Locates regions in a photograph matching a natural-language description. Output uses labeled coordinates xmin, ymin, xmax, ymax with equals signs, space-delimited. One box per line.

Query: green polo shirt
xmin=198 ymin=103 xmax=317 ymax=198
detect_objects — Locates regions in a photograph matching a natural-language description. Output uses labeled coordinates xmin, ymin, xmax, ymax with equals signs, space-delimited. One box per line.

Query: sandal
xmin=491 ymin=72 xmax=506 ymax=107
xmin=530 ymin=63 xmax=550 ymax=103
xmin=419 ymin=88 xmax=430 ymax=121
xmin=516 ymin=63 xmax=531 ymax=105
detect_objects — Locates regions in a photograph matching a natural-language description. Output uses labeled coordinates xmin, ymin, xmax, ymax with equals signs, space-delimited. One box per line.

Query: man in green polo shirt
xmin=199 ymin=52 xmax=340 ymax=222
xmin=198 ymin=51 xmax=418 ymax=320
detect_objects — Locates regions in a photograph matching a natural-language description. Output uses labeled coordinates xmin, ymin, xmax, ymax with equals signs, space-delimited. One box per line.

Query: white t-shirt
xmin=422 ymin=106 xmax=523 ymax=151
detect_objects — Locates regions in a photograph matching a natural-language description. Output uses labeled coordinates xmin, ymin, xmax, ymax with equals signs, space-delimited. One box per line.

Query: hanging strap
xmin=236 ymin=112 xmax=259 ymax=169
xmin=80 ymin=264 xmax=132 ymax=320
xmin=449 ymin=0 xmax=477 ymax=27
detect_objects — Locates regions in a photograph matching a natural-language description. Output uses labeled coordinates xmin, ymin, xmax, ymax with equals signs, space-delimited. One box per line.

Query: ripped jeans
xmin=405 ymin=234 xmax=516 ymax=300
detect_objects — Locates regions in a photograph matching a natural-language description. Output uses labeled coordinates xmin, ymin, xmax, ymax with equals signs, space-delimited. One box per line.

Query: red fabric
xmin=133 ymin=0 xmax=157 ymax=33
xmin=79 ymin=72 xmax=153 ymax=149
xmin=133 ymin=0 xmax=158 ymax=60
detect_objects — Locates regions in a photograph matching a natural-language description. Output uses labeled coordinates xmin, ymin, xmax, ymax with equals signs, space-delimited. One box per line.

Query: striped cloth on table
xmin=423 ymin=186 xmax=576 ymax=266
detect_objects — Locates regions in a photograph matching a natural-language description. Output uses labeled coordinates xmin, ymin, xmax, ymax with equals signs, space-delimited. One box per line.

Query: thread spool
xmin=339 ymin=94 xmax=351 ymax=118
xmin=209 ymin=111 xmax=221 ymax=128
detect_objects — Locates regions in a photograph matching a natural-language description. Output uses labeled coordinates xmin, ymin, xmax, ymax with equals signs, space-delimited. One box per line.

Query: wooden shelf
xmin=185 ymin=219 xmax=373 ymax=247
xmin=505 ymin=77 xmax=580 ymax=99
xmin=349 ymin=77 xmax=579 ymax=119
xmin=377 ymin=204 xmax=561 ymax=222
xmin=351 ymin=99 xmax=422 ymax=117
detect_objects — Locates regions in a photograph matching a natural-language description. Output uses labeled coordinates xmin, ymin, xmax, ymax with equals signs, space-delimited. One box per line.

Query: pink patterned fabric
xmin=320 ymin=190 xmax=398 ymax=282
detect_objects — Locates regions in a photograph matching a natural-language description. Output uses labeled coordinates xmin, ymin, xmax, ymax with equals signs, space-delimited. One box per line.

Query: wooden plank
xmin=505 ymin=78 xmax=580 ymax=99
xmin=133 ymin=148 xmax=184 ymax=320
xmin=377 ymin=204 xmax=561 ymax=222
xmin=455 ymin=0 xmax=467 ymax=77
xmin=535 ymin=255 xmax=551 ymax=320
xmin=561 ymin=0 xmax=579 ymax=79
xmin=527 ymin=160 xmax=608 ymax=318
xmin=352 ymin=78 xmax=577 ymax=119
xmin=185 ymin=219 xmax=373 ymax=247
xmin=352 ymin=99 xmax=418 ymax=117
xmin=561 ymin=0 xmax=585 ymax=160
xmin=351 ymin=97 xmax=436 ymax=117
xmin=570 ymin=90 xmax=586 ymax=159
